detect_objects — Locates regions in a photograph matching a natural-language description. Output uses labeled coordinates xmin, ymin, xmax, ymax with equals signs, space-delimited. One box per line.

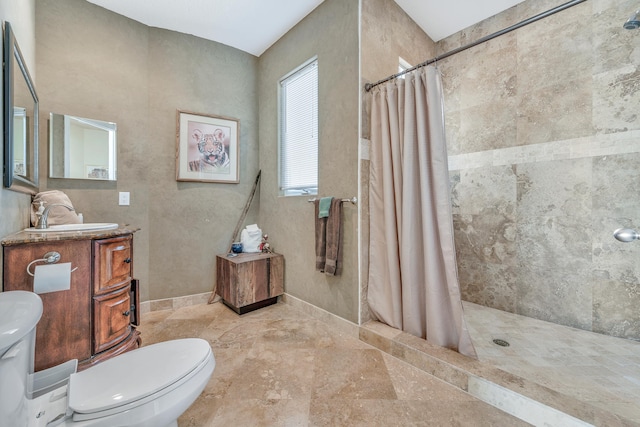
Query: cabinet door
xmin=93 ymin=285 xmax=132 ymax=353
xmin=93 ymin=236 xmax=132 ymax=295
xmin=3 ymin=240 xmax=92 ymax=371
xmin=236 ymin=258 xmax=270 ymax=306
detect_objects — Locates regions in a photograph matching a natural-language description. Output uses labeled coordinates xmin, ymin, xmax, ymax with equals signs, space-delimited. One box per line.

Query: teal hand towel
xmin=318 ymin=197 xmax=333 ymax=218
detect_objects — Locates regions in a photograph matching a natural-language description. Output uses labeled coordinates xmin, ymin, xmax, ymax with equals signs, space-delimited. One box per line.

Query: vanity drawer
xmin=93 ymin=285 xmax=132 ymax=354
xmin=93 ymin=236 xmax=132 ymax=295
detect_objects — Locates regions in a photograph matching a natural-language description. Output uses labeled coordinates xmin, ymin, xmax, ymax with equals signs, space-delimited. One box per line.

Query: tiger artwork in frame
xmin=176 ymin=110 xmax=239 ymax=183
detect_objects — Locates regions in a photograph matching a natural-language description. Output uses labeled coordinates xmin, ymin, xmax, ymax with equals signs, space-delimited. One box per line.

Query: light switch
xmin=119 ymin=192 xmax=130 ymax=206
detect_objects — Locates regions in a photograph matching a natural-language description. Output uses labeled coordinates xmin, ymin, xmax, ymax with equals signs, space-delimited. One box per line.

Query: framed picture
xmin=176 ymin=110 xmax=239 ymax=183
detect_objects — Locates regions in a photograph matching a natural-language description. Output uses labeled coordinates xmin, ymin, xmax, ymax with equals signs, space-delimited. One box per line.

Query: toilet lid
xmin=68 ymin=338 xmax=211 ymax=414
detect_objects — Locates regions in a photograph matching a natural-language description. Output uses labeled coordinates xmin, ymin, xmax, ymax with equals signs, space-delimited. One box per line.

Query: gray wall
xmin=35 ymin=0 xmax=259 ymax=301
xmin=441 ymin=0 xmax=640 ymax=339
xmin=258 ymin=0 xmax=360 ymax=323
xmin=0 ymin=1 xmax=37 ymax=290
xmin=146 ymin=28 xmax=259 ymax=301
xmin=12 ymin=0 xmax=360 ymax=324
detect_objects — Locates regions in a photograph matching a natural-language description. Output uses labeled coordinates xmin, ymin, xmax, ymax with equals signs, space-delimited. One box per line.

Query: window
xmin=279 ymin=58 xmax=318 ymax=196
xmin=398 ymin=57 xmax=412 ymax=78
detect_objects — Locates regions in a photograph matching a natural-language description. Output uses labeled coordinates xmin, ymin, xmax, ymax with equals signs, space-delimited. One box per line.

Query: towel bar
xmin=307 ymin=197 xmax=357 ymax=205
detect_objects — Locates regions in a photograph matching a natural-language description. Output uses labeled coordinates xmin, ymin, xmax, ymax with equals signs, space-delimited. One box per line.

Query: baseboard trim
xmin=140 ymin=291 xmax=213 ymax=315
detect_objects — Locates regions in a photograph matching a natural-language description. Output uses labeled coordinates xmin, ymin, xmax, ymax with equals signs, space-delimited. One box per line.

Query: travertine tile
xmin=137 ymin=297 xmax=640 ymax=426
xmin=516 ymin=77 xmax=593 ymax=145
xmin=149 ymin=298 xmax=172 ymax=312
xmin=210 ymin=399 xmax=311 ymax=427
xmin=592 ymin=152 xmax=640 ymax=219
xmin=311 ymin=348 xmax=397 ymax=400
xmin=138 ymin=301 xmax=545 ymax=426
xmin=201 ymin=348 xmax=250 ymax=399
xmin=308 ymin=399 xmax=530 ymax=427
xmin=593 ymin=65 xmax=640 ymax=134
xmin=226 ymin=348 xmax=316 ymax=401
xmin=458 ymin=99 xmax=518 ymax=153
xmin=516 ymin=3 xmax=593 ymax=92
xmin=516 ymin=158 xmax=592 ymax=220
xmin=464 ymin=301 xmax=640 ymax=424
xmin=593 ymin=0 xmax=639 ymax=74
xmin=381 ymin=352 xmax=474 ymax=402
xmin=442 ymin=0 xmax=640 ymax=367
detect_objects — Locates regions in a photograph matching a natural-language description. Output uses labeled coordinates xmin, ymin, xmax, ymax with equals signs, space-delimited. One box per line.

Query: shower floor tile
xmin=463 ymin=301 xmax=640 ymax=424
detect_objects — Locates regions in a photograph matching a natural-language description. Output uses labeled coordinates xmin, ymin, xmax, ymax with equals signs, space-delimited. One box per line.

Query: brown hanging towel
xmin=324 ymin=198 xmax=343 ymax=275
xmin=315 ymin=199 xmax=328 ymax=271
xmin=314 ymin=198 xmax=343 ymax=276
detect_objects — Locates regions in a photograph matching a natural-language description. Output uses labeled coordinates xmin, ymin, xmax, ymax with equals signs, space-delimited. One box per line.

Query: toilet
xmin=0 ymin=290 xmax=215 ymax=427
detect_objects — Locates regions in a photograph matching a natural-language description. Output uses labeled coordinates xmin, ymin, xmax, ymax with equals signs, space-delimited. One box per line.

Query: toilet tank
xmin=0 ymin=291 xmax=43 ymax=425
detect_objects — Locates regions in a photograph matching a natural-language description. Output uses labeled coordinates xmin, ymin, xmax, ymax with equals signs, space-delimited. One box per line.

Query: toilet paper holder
xmin=27 ymin=251 xmax=78 ymax=276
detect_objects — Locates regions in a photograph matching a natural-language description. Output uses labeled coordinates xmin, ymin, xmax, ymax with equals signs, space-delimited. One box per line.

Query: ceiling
xmin=85 ymin=0 xmax=526 ymax=57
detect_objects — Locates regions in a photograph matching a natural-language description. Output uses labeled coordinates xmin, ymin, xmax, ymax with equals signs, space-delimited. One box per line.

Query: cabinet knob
xmin=123 ymin=310 xmax=130 ymax=316
xmin=124 ymin=258 xmax=131 ymax=263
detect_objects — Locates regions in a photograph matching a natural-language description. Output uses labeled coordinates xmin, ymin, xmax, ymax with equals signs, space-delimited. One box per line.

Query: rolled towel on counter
xmin=30 ymin=190 xmax=81 ymax=226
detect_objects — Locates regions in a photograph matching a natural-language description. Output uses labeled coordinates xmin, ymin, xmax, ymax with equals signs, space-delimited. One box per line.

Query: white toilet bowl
xmin=0 ymin=291 xmax=215 ymax=427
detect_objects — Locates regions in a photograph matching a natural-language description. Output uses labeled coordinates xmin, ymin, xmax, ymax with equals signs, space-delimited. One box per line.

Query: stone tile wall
xmin=441 ymin=0 xmax=640 ymax=339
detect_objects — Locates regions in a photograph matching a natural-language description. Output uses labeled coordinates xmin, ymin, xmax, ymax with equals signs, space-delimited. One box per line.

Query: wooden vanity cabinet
xmin=2 ymin=230 xmax=140 ymax=372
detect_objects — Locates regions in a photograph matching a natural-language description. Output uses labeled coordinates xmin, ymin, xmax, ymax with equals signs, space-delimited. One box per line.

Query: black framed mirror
xmin=3 ymin=21 xmax=39 ymax=194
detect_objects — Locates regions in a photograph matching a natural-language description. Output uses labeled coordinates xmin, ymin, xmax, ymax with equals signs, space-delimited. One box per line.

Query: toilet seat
xmin=68 ymin=338 xmax=212 ymax=422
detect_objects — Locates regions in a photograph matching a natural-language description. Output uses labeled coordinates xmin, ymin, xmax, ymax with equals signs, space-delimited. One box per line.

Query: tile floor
xmin=464 ymin=301 xmax=640 ymax=425
xmin=138 ymin=301 xmax=529 ymax=427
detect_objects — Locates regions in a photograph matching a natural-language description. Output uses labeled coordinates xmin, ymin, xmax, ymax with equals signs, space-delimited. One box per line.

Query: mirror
xmin=3 ymin=22 xmax=39 ymax=194
xmin=49 ymin=113 xmax=117 ymax=180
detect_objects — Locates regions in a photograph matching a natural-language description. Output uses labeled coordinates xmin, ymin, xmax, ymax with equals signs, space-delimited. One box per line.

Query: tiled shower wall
xmin=440 ymin=0 xmax=640 ymax=339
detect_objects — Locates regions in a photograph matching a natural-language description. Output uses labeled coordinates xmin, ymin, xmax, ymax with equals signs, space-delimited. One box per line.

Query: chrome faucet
xmin=35 ymin=203 xmax=75 ymax=229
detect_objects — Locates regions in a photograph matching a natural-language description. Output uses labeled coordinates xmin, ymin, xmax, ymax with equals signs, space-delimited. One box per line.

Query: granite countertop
xmin=1 ymin=225 xmax=140 ymax=246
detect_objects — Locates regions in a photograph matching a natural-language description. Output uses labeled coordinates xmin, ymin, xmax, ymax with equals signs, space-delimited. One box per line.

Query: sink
xmin=24 ymin=223 xmax=119 ymax=233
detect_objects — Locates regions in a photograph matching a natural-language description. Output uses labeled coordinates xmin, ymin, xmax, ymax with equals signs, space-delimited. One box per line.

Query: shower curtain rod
xmin=364 ymin=0 xmax=587 ymax=92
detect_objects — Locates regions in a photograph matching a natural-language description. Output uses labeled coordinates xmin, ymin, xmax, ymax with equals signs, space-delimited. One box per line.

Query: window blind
xmin=279 ymin=59 xmax=318 ymax=195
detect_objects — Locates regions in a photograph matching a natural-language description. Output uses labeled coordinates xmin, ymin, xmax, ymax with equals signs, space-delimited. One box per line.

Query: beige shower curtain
xmin=368 ymin=66 xmax=476 ymax=358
